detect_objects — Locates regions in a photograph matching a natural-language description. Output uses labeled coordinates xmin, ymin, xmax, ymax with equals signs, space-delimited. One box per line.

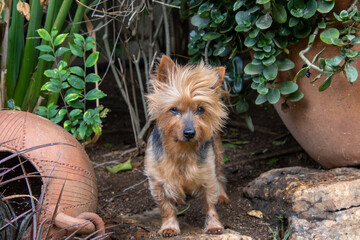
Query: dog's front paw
xmin=205 ymin=226 xmax=223 ymax=235
xmin=204 ymin=217 xmax=224 ymax=235
xmin=160 ymin=228 xmax=180 ymax=237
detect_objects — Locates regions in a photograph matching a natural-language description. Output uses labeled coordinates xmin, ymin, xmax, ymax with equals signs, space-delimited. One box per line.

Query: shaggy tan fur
xmin=144 ymin=56 xmax=229 ymax=237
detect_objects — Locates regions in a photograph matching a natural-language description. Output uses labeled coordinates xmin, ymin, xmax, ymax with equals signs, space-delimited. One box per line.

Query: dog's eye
xmin=196 ymin=107 xmax=205 ymax=115
xmin=170 ymin=107 xmax=179 ymax=115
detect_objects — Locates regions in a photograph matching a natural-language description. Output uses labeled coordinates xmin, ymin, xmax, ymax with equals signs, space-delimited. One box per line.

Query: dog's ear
xmin=212 ymin=67 xmax=225 ymax=89
xmin=158 ymin=55 xmax=177 ymax=83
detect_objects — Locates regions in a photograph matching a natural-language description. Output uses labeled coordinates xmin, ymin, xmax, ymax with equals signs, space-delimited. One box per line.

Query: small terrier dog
xmin=144 ymin=56 xmax=229 ymax=237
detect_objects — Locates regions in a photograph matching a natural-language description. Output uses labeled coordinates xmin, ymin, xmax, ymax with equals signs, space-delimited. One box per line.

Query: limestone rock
xmin=244 ymin=167 xmax=360 ymax=239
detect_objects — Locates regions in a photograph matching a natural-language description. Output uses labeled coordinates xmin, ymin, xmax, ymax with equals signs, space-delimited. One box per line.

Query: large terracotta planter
xmin=275 ymin=4 xmax=360 ymax=168
xmin=0 ymin=110 xmax=104 ymax=238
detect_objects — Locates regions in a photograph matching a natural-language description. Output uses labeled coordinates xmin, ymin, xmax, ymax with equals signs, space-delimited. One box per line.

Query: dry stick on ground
xmin=106 ymin=178 xmax=147 ymax=203
xmin=94 ymin=147 xmax=138 ymax=168
xmin=225 ymin=146 xmax=303 ymax=169
xmin=228 ymin=119 xmax=280 ymax=136
xmin=123 ymin=178 xmax=147 ymax=192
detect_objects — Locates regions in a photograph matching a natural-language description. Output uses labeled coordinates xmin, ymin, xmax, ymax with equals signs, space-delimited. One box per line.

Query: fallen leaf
xmin=247 ymin=210 xmax=263 ymax=219
xmin=106 ymin=158 xmax=132 ymax=173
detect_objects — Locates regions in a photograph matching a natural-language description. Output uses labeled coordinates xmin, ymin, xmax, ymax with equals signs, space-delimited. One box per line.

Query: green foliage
xmin=3 ymin=0 xmax=90 ymax=113
xmin=36 ymin=29 xmax=108 ymax=142
xmin=6 ymin=99 xmax=21 ymax=111
xmin=180 ymin=0 xmax=360 ymax=105
xmin=181 ymin=1 xmax=252 ymax=119
xmin=270 ymin=211 xmax=292 ymax=240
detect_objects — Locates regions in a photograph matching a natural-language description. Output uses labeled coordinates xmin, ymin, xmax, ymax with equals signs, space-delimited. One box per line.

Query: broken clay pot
xmin=0 ymin=110 xmax=105 ymax=238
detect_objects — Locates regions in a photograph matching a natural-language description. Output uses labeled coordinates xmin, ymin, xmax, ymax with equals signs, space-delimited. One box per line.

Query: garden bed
xmin=88 ymin=97 xmax=320 ymax=239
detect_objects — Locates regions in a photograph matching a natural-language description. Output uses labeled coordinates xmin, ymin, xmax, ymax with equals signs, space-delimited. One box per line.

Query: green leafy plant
xmin=1 ymin=0 xmax=90 ymax=111
xmin=180 ymin=0 xmax=360 ymax=105
xmin=36 ymin=29 xmax=108 ymax=141
xmin=181 ymin=1 xmax=254 ymax=126
xmin=270 ymin=211 xmax=291 ymax=240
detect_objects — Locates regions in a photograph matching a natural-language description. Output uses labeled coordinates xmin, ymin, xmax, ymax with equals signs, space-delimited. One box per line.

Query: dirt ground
xmin=87 ymin=96 xmax=321 ymax=239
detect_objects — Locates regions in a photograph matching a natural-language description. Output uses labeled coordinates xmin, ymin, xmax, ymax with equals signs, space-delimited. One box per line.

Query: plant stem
xmin=13 ymin=0 xmax=42 ymax=108
xmin=162 ymin=3 xmax=170 ymax=56
xmin=52 ymin=0 xmax=73 ymax=32
xmin=204 ymin=40 xmax=211 ymax=65
xmin=133 ymin=52 xmax=148 ymax=120
xmin=46 ymin=0 xmax=76 ymax=107
xmin=5 ymin=0 xmax=24 ymax=102
xmin=117 ymin=58 xmax=139 ymax=145
xmin=52 ymin=41 xmax=71 ymax=121
xmin=83 ymin=44 xmax=87 ymax=115
xmin=0 ymin=0 xmax=11 ymax=108
xmin=147 ymin=0 xmax=154 ymax=70
xmin=23 ymin=0 xmax=58 ymax=111
xmin=102 ymin=12 xmax=140 ymax=137
xmin=18 ymin=157 xmax=37 ymax=238
xmin=62 ymin=0 xmax=88 ymax=62
xmin=348 ymin=0 xmax=359 ymax=11
xmin=128 ymin=53 xmax=139 ymax=122
xmin=299 ymin=27 xmax=327 ymax=73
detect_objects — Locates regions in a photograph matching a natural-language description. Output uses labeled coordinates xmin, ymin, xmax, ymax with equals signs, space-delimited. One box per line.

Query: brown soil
xmin=87 ymin=100 xmax=321 ymax=240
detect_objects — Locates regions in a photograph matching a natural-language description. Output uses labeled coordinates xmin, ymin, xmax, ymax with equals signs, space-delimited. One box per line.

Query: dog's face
xmin=147 ymin=56 xmax=227 ymax=143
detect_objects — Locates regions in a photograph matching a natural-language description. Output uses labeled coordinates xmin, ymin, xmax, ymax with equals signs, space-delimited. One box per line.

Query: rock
xmin=171 ymin=230 xmax=253 ymax=240
xmin=243 ymin=167 xmax=360 ymax=239
xmin=247 ymin=210 xmax=263 ymax=219
xmin=118 ymin=208 xmax=253 ymax=240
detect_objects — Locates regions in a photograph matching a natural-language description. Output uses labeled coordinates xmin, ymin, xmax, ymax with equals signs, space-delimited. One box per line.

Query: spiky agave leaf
xmin=0 ymin=193 xmax=18 ymax=239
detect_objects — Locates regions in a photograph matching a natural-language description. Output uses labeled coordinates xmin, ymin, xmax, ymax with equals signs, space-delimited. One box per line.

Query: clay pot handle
xmin=54 ymin=212 xmax=97 ymax=235
xmin=76 ymin=212 xmax=106 ymax=236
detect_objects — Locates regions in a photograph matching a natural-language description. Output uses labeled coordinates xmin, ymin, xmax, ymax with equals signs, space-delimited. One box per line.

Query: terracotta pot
xmin=0 ymin=110 xmax=105 ymax=238
xmin=274 ymin=2 xmax=360 ymax=168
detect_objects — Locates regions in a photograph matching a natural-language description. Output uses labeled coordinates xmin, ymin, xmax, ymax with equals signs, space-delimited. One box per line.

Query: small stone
xmin=247 ymin=210 xmax=263 ymax=219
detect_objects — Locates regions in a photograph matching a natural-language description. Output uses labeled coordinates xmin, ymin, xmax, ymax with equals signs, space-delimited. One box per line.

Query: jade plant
xmin=180 ymin=0 xmax=360 ymax=105
xmin=35 ymin=29 xmax=108 ymax=142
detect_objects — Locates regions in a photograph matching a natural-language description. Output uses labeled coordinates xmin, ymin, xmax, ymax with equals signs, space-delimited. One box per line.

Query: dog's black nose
xmin=183 ymin=128 xmax=196 ymax=140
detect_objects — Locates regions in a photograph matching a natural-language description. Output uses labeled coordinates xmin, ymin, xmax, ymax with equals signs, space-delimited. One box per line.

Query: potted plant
xmin=179 ymin=0 xmax=360 ymax=168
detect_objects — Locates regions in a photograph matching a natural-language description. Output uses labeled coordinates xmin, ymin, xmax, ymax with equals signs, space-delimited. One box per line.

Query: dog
xmin=144 ymin=55 xmax=229 ymax=237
